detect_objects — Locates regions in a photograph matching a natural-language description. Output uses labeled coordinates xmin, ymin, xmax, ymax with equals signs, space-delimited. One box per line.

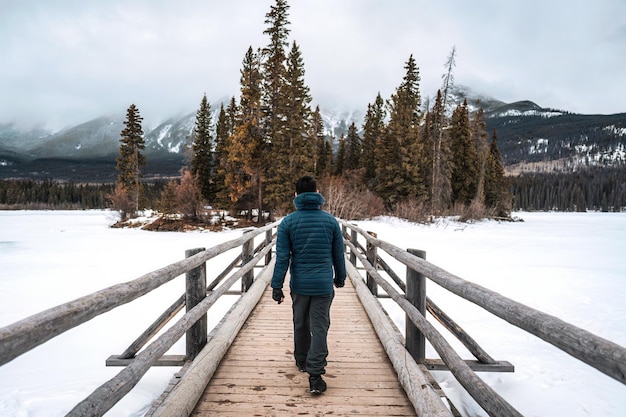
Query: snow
xmin=1 ymin=210 xmax=625 ymax=416
xmin=495 ymin=109 xmax=564 ymax=118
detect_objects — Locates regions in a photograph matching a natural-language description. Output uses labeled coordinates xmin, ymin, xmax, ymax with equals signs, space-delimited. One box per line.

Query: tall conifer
xmin=345 ymin=122 xmax=362 ymax=170
xmin=226 ymin=47 xmax=265 ymax=219
xmin=191 ymin=93 xmax=214 ymax=202
xmin=284 ymin=41 xmax=313 ymax=175
xmin=376 ymin=55 xmax=423 ymax=209
xmin=311 ymin=106 xmax=328 ymax=177
xmin=362 ymin=93 xmax=385 ymax=185
xmin=262 ymin=0 xmax=291 ymax=214
xmin=485 ymin=129 xmax=511 ymax=216
xmin=115 ymin=104 xmax=146 ymax=216
xmin=449 ymin=100 xmax=479 ymax=205
xmin=470 ymin=108 xmax=490 ymax=206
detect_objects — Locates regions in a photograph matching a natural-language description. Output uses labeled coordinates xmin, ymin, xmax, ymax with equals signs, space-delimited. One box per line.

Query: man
xmin=271 ymin=175 xmax=347 ymax=395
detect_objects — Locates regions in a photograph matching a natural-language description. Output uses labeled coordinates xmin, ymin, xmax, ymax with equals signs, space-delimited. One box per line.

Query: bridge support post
xmin=242 ymin=229 xmax=254 ymax=292
xmin=406 ymin=249 xmax=426 ymax=364
xmin=350 ymin=228 xmax=358 ymax=266
xmin=366 ymin=231 xmax=378 ymax=296
xmin=186 ymin=248 xmax=207 ymax=361
xmin=265 ymin=229 xmax=273 ymax=265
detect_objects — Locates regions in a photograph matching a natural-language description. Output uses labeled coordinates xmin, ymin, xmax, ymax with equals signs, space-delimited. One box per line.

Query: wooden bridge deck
xmin=189 ymin=276 xmax=418 ymax=416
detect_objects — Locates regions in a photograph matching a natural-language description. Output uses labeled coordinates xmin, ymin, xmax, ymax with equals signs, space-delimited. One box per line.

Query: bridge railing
xmin=0 ymin=220 xmax=280 ymax=417
xmin=339 ymin=220 xmax=626 ymax=417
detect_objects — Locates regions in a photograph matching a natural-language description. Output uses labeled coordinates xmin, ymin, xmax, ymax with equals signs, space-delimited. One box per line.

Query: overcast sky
xmin=1 ymin=0 xmax=625 ymax=131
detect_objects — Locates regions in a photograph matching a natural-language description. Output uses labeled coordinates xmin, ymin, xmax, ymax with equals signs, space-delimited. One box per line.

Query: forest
xmin=1 ymin=0 xmax=623 ymax=219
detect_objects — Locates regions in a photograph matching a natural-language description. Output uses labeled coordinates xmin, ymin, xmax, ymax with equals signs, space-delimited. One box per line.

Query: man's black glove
xmin=272 ymin=288 xmax=285 ymax=304
xmin=334 ymin=278 xmax=345 ymax=288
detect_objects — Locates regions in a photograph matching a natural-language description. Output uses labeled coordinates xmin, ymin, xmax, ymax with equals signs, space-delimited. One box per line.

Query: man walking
xmin=271 ymin=175 xmax=346 ymax=395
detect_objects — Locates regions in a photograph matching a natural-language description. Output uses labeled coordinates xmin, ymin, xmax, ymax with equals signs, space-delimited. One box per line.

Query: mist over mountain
xmin=1 ymin=85 xmax=624 ymax=181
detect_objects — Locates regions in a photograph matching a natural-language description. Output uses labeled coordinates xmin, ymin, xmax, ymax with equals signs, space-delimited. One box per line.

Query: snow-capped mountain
xmin=1 ymin=87 xmax=625 ymax=181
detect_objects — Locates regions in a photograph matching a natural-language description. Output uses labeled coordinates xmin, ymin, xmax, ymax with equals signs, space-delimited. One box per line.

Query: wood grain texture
xmin=191 ymin=277 xmax=418 ymax=417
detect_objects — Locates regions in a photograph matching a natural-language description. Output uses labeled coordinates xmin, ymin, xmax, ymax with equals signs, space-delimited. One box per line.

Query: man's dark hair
xmin=295 ymin=176 xmax=317 ymax=194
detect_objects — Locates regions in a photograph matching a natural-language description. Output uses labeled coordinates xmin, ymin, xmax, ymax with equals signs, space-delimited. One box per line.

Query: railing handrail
xmin=67 ymin=241 xmax=275 ymax=416
xmin=0 ymin=220 xmax=280 ymax=367
xmin=338 ymin=219 xmax=626 ymax=386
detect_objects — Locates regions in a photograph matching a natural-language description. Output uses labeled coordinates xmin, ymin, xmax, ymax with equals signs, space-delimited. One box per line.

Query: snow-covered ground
xmin=0 ymin=210 xmax=624 ymax=416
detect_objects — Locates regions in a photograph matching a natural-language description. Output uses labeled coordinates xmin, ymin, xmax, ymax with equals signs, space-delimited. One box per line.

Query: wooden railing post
xmin=350 ymin=228 xmax=358 ymax=266
xmin=406 ymin=248 xmax=426 ymax=363
xmin=185 ymin=247 xmax=207 ymax=361
xmin=366 ymin=231 xmax=378 ymax=296
xmin=241 ymin=229 xmax=254 ymax=292
xmin=265 ymin=229 xmax=273 ymax=265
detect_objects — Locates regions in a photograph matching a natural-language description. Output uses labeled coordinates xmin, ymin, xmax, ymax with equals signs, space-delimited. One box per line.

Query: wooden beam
xmin=345 ymin=239 xmax=523 ymax=417
xmin=106 ymin=355 xmax=186 ymax=367
xmin=0 ymin=220 xmax=280 ymax=367
xmin=339 ymin=220 xmax=626 ymax=386
xmin=346 ymin=261 xmax=454 ymax=417
xmin=148 ymin=259 xmax=275 ymax=417
xmin=424 ymin=359 xmax=514 ymax=373
xmin=65 ymin=243 xmax=275 ymax=417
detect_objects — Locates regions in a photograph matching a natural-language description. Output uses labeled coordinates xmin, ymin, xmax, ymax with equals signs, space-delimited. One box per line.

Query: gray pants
xmin=291 ymin=291 xmax=334 ymax=376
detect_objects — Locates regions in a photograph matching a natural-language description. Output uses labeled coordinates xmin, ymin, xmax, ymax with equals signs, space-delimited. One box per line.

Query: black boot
xmin=309 ymin=374 xmax=327 ymax=395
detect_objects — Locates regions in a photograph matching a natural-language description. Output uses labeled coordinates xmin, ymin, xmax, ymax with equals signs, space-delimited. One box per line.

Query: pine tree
xmin=449 ymin=100 xmax=479 ymax=206
xmin=335 ymin=134 xmax=347 ymax=176
xmin=261 ymin=0 xmax=291 ymax=216
xmin=191 ymin=93 xmax=214 ymax=202
xmin=214 ymin=99 xmax=238 ymax=208
xmin=431 ymin=47 xmax=457 ymax=213
xmin=284 ymin=41 xmax=313 ymax=174
xmin=345 ymin=122 xmax=362 ymax=170
xmin=362 ymin=93 xmax=386 ymax=185
xmin=226 ymin=47 xmax=266 ymax=220
xmin=311 ymin=106 xmax=329 ymax=177
xmin=375 ymin=55 xmax=423 ymax=209
xmin=115 ymin=103 xmax=146 ymax=217
xmin=471 ymin=108 xmax=490 ymax=206
xmin=484 ymin=129 xmax=511 ymax=216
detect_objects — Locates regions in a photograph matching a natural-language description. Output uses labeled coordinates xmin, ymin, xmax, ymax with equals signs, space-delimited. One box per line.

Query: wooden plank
xmin=424 ymin=359 xmax=515 ymax=373
xmin=106 ymin=354 xmax=187 ymax=367
xmin=189 ymin=276 xmax=420 ymax=417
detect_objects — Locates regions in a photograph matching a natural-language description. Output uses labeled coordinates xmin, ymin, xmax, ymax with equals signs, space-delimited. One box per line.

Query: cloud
xmin=0 ymin=0 xmax=624 ymax=131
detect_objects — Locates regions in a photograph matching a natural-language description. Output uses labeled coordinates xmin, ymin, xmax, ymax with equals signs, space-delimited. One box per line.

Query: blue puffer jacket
xmin=271 ymin=192 xmax=346 ymax=296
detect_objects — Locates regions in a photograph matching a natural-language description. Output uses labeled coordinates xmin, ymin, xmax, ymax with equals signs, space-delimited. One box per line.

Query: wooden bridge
xmin=1 ymin=219 xmax=625 ymax=417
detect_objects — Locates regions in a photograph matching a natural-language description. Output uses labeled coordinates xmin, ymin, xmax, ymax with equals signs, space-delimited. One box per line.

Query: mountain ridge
xmin=1 ymin=85 xmax=625 ymax=180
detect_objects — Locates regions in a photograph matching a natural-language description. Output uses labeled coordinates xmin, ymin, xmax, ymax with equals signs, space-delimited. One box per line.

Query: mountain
xmin=1 ymin=87 xmax=625 ymax=181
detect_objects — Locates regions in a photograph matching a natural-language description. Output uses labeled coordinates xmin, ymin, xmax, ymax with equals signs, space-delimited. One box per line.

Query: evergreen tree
xmin=115 ymin=103 xmax=146 ymax=216
xmin=190 ymin=93 xmax=214 ymax=202
xmin=311 ymin=106 xmax=329 ymax=177
xmin=375 ymin=55 xmax=423 ymax=209
xmin=345 ymin=122 xmax=362 ymax=170
xmin=419 ymin=110 xmax=434 ymax=198
xmin=262 ymin=0 xmax=291 ymax=215
xmin=213 ymin=100 xmax=237 ymax=208
xmin=362 ymin=93 xmax=386 ymax=185
xmin=226 ymin=47 xmax=265 ymax=220
xmin=335 ymin=135 xmax=347 ymax=176
xmin=471 ymin=108 xmax=490 ymax=206
xmin=484 ymin=129 xmax=511 ymax=216
xmin=284 ymin=40 xmax=313 ymax=174
xmin=449 ymin=100 xmax=479 ymax=206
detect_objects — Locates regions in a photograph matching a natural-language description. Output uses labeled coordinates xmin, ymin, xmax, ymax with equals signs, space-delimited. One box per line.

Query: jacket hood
xmin=293 ymin=192 xmax=325 ymax=210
